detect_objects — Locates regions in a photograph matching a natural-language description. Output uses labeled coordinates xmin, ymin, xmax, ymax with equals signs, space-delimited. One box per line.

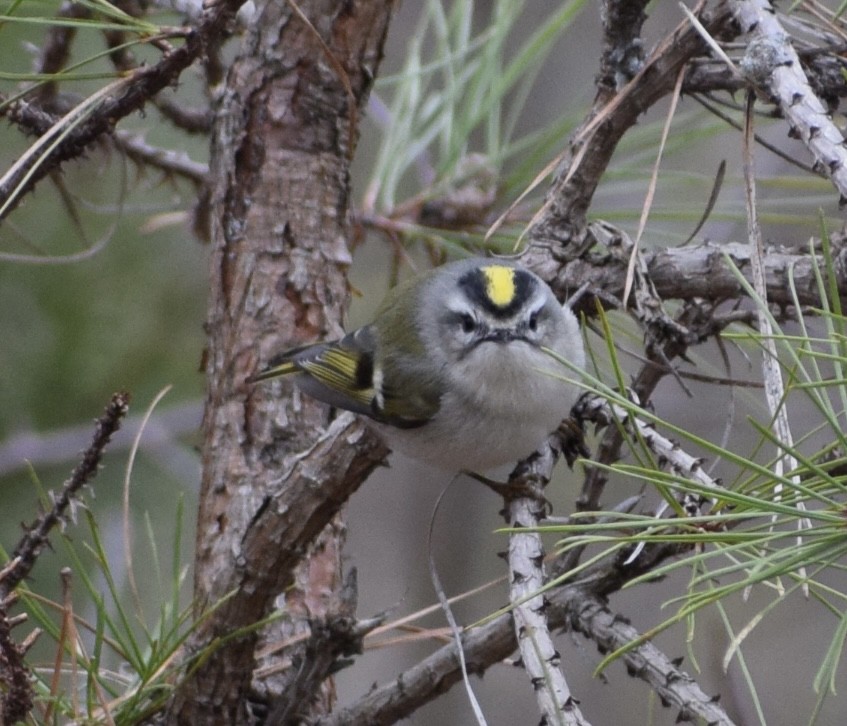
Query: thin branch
xmin=112 ymin=130 xmax=209 ymax=185
xmin=597 ymin=0 xmax=649 ymax=92
xmin=33 ymin=0 xmax=92 ymax=106
xmin=317 ymin=538 xmax=732 ymax=726
xmin=692 ymin=93 xmax=817 ymax=174
xmin=0 ymin=392 xmax=131 ymax=601
xmin=0 ymin=0 xmax=247 ymax=221
xmin=732 ymin=0 xmax=847 ymax=202
xmin=263 ymin=571 xmax=385 ymax=725
xmin=524 ymin=0 xmax=736 ymax=259
xmin=741 ymin=87 xmax=810 ymax=592
xmin=1 ymin=393 xmax=129 ymax=726
xmin=551 ymin=237 xmax=847 ymax=322
xmin=571 ymin=226 xmax=738 ymax=512
xmin=565 ymin=595 xmax=735 ymax=726
xmin=574 ymin=393 xmax=724 ymax=505
xmin=0 ymin=596 xmax=34 ymax=725
xmin=152 ymin=94 xmax=213 ymax=134
xmin=504 ymin=442 xmax=591 ymax=726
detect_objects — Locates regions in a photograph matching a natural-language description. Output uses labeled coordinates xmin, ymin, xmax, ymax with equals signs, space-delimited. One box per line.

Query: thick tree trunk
xmin=167 ymin=2 xmax=393 ymax=723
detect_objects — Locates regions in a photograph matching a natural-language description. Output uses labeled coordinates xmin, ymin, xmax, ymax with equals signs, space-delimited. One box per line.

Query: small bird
xmin=249 ymin=257 xmax=584 ymax=472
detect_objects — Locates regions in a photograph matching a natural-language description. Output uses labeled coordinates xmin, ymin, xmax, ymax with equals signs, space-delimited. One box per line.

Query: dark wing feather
xmin=251 ymin=321 xmax=443 ymax=428
xmin=276 ymin=326 xmax=380 ymax=417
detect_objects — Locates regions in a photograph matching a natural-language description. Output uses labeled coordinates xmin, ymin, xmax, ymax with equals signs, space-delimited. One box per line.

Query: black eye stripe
xmin=442 ymin=310 xmax=478 ymax=333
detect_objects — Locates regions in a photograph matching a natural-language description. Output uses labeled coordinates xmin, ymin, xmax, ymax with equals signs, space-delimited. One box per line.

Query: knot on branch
xmin=740 ymin=33 xmax=793 ymax=93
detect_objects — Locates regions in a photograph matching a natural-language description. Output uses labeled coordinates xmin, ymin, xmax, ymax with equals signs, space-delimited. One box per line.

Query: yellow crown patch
xmin=480 ymin=265 xmax=516 ymax=308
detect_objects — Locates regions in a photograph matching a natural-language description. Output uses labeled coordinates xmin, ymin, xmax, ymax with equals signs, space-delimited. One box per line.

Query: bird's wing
xmin=251 ymin=326 xmax=440 ymax=427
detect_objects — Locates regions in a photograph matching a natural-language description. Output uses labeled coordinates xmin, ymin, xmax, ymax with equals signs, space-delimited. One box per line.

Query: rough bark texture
xmin=6 ymin=1 xmax=847 ymax=723
xmin=167 ymin=2 xmax=393 ymax=723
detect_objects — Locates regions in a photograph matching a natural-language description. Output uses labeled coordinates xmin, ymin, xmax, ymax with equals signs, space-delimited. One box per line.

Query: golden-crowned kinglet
xmin=250 ymin=257 xmax=584 ymax=472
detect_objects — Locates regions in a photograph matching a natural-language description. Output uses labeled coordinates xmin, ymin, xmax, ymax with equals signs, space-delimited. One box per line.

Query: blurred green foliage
xmin=0 ymin=12 xmax=208 ymax=626
xmin=0 ymin=2 xmax=209 ymax=434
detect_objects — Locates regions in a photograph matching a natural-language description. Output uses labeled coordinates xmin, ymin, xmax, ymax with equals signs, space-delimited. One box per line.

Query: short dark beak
xmin=483 ymin=329 xmax=523 ymax=344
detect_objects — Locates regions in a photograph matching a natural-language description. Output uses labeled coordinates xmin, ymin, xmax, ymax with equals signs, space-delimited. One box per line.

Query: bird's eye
xmin=528 ymin=310 xmax=540 ymax=332
xmin=460 ymin=313 xmax=476 ymax=334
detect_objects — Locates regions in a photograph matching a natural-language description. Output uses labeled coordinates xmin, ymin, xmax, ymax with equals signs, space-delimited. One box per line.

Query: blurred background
xmin=2 ymin=1 xmax=846 ymax=723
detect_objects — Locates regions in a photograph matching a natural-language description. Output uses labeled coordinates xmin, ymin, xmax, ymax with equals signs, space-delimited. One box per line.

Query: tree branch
xmin=503 ymin=444 xmax=591 ymax=725
xmin=113 ymin=130 xmax=209 ymax=185
xmin=0 ymin=0 xmax=246 ymax=221
xmin=318 ymin=537 xmax=733 ymax=726
xmin=549 ymin=237 xmax=847 ymax=321
xmin=0 ymin=393 xmax=130 ymax=725
xmin=0 ymin=392 xmax=130 ymax=602
xmin=732 ymin=0 xmax=847 ymax=201
xmin=166 ymin=1 xmax=395 ymax=722
xmin=525 ymin=0 xmax=736 ymax=258
xmin=560 ymin=594 xmax=734 ymax=726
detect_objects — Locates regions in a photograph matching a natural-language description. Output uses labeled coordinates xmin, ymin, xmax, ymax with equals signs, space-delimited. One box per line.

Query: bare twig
xmin=597 ymin=0 xmax=649 ymax=91
xmin=742 ymin=89 xmax=796 ymax=496
xmin=564 ymin=595 xmax=735 ymax=726
xmin=524 ymin=1 xmax=736 ymax=259
xmin=549 ymin=237 xmax=847 ymax=322
xmin=732 ymin=0 xmax=847 ymax=201
xmin=505 ymin=442 xmax=591 ymax=726
xmin=0 ymin=392 xmax=131 ymax=602
xmin=740 ymin=89 xmax=810 ymax=593
xmin=0 ymin=598 xmax=34 ymax=725
xmin=317 ymin=538 xmax=733 ymax=726
xmin=574 ymin=393 xmax=724 ymax=505
xmin=0 ymin=0 xmax=248 ymax=220
xmin=692 ymin=93 xmax=817 ymax=174
xmin=570 ymin=231 xmax=736 ymax=513
xmin=33 ymin=0 xmax=92 ymax=106
xmin=112 ymin=129 xmax=209 ymax=184
xmin=152 ymin=95 xmax=213 ymax=133
xmin=0 ymin=394 xmax=129 ymax=725
xmin=263 ymin=570 xmax=385 ymax=725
